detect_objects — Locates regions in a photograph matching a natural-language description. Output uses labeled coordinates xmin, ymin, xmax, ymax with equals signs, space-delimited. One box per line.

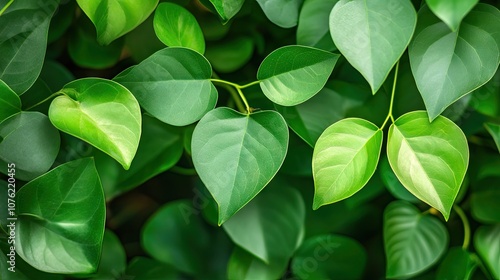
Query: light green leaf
xmin=436 ymin=247 xmax=477 ymax=280
xmin=153 ymin=2 xmax=205 ymax=54
xmin=0 ymin=80 xmax=21 ymax=123
xmin=0 ymin=0 xmax=59 ymax=94
xmin=49 ymin=78 xmax=141 ymax=170
xmin=296 ymin=0 xmax=338 ymax=51
xmin=125 ymin=257 xmax=181 ymax=280
xmin=379 ymin=155 xmax=420 ymax=203
xmin=223 ymin=186 xmax=305 ymax=264
xmin=205 ymin=36 xmax=254 ymax=73
xmin=76 ymin=0 xmax=159 ymax=45
xmin=93 ymin=230 xmax=126 ymax=279
xmin=329 ymin=0 xmax=417 ymax=93
xmin=208 ymin=0 xmax=245 ymax=23
xmin=485 ymin=123 xmax=500 ymax=153
xmin=257 ymin=45 xmax=339 ymax=106
xmin=426 ymin=0 xmax=478 ymax=31
xmin=471 ymin=177 xmax=500 ymax=223
xmin=474 ymin=225 xmax=500 ymax=279
xmin=114 ymin=47 xmax=217 ymax=126
xmin=409 ymin=4 xmax=500 ymax=121
xmin=384 ymin=201 xmax=449 ymax=279
xmin=257 ymin=0 xmax=303 ymax=28
xmin=292 ymin=235 xmax=367 ymax=280
xmin=313 ymin=118 xmax=383 ymax=209
xmin=0 ymin=112 xmax=60 ymax=181
xmin=387 ymin=111 xmax=469 ymax=220
xmin=227 ymin=247 xmax=289 ymax=280
xmin=16 ymin=158 xmax=105 ymax=274
xmin=191 ymin=108 xmax=288 ymax=225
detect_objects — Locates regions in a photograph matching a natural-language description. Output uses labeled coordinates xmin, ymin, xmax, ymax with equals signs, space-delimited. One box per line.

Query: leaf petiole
xmin=453 ymin=204 xmax=470 ymax=249
xmin=210 ymin=78 xmax=255 ymax=114
xmin=380 ymin=61 xmax=400 ymax=130
xmin=24 ymin=91 xmax=64 ymax=111
xmin=0 ymin=0 xmax=14 ymax=16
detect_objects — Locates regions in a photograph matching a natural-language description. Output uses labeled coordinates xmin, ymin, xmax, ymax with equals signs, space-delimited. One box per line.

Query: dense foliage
xmin=1 ymin=0 xmax=500 ymax=279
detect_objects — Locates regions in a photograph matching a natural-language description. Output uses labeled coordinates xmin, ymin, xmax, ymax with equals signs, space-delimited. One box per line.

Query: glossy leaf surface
xmin=426 ymin=0 xmax=478 ymax=31
xmin=474 ymin=225 xmax=500 ymax=279
xmin=0 ymin=80 xmax=21 ymax=123
xmin=297 ymin=0 xmax=338 ymax=51
xmin=256 ymin=0 xmax=303 ymax=28
xmin=208 ymin=0 xmax=245 ymax=23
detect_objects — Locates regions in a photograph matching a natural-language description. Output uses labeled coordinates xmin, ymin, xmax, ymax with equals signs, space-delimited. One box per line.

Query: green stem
xmin=453 ymin=204 xmax=470 ymax=249
xmin=170 ymin=166 xmax=197 ymax=176
xmin=380 ymin=61 xmax=400 ymax=130
xmin=223 ymin=83 xmax=246 ymax=113
xmin=210 ymin=78 xmax=253 ymax=114
xmin=0 ymin=0 xmax=14 ymax=16
xmin=239 ymin=80 xmax=260 ymax=89
xmin=25 ymin=91 xmax=63 ymax=111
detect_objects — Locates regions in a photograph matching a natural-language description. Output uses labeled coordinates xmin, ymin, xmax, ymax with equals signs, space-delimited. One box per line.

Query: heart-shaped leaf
xmin=313 ymin=118 xmax=383 ymax=209
xmin=223 ymin=186 xmax=305 ymax=263
xmin=409 ymin=4 xmax=500 ymax=120
xmin=387 ymin=111 xmax=469 ymax=220
xmin=49 ymin=78 xmax=141 ymax=170
xmin=153 ymin=3 xmax=205 ymax=54
xmin=474 ymin=225 xmax=500 ymax=279
xmin=76 ymin=0 xmax=159 ymax=45
xmin=208 ymin=0 xmax=245 ymax=23
xmin=0 ymin=0 xmax=59 ymax=94
xmin=0 ymin=80 xmax=21 ymax=123
xmin=329 ymin=0 xmax=417 ymax=93
xmin=485 ymin=123 xmax=500 ymax=153
xmin=384 ymin=201 xmax=449 ymax=279
xmin=16 ymin=158 xmax=105 ymax=274
xmin=114 ymin=47 xmax=218 ymax=126
xmin=292 ymin=234 xmax=367 ymax=280
xmin=436 ymin=247 xmax=477 ymax=280
xmin=0 ymin=112 xmax=60 ymax=181
xmin=257 ymin=0 xmax=303 ymax=28
xmin=426 ymin=0 xmax=478 ymax=31
xmin=257 ymin=45 xmax=339 ymax=106
xmin=296 ymin=0 xmax=338 ymax=51
xmin=191 ymin=107 xmax=289 ymax=225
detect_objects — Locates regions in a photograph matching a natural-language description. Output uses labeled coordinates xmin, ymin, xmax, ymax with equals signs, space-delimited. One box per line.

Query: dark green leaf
xmin=485 ymin=123 xmax=500 ymax=153
xmin=0 ymin=80 xmax=21 ymax=123
xmin=205 ymin=36 xmax=254 ymax=73
xmin=93 ymin=230 xmax=126 ymax=279
xmin=436 ymin=247 xmax=477 ymax=280
xmin=471 ymin=177 xmax=500 ymax=223
xmin=296 ymin=0 xmax=338 ymax=51
xmin=426 ymin=0 xmax=478 ymax=31
xmin=257 ymin=0 xmax=303 ymax=28
xmin=227 ymin=247 xmax=288 ymax=280
xmin=474 ymin=225 xmax=500 ymax=279
xmin=125 ymin=257 xmax=181 ymax=280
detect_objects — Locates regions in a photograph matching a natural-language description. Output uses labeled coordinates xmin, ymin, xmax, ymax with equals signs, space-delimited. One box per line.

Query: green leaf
xmin=141 ymin=200 xmax=211 ymax=276
xmin=125 ymin=257 xmax=182 ymax=280
xmin=0 ymin=112 xmax=60 ymax=181
xmin=474 ymin=225 xmax=500 ymax=279
xmin=485 ymin=123 xmax=500 ymax=153
xmin=93 ymin=230 xmax=126 ymax=279
xmin=0 ymin=0 xmax=59 ymax=94
xmin=49 ymin=78 xmax=141 ymax=170
xmin=256 ymin=0 xmax=303 ymax=28
xmin=191 ymin=107 xmax=288 ymax=225
xmin=223 ymin=186 xmax=305 ymax=263
xmin=313 ymin=118 xmax=383 ymax=209
xmin=114 ymin=47 xmax=217 ymax=126
xmin=16 ymin=158 xmax=105 ymax=274
xmin=436 ymin=247 xmax=477 ymax=280
xmin=153 ymin=2 xmax=205 ymax=54
xmin=292 ymin=235 xmax=367 ymax=280
xmin=76 ymin=0 xmax=159 ymax=45
xmin=0 ymin=80 xmax=21 ymax=123
xmin=384 ymin=201 xmax=449 ymax=279
xmin=208 ymin=0 xmax=245 ymax=23
xmin=379 ymin=155 xmax=420 ymax=203
xmin=409 ymin=4 xmax=500 ymax=120
xmin=471 ymin=177 xmax=500 ymax=223
xmin=0 ymin=180 xmax=8 ymax=232
xmin=296 ymin=0 xmax=338 ymax=51
xmin=227 ymin=247 xmax=289 ymax=280
xmin=329 ymin=0 xmax=417 ymax=93
xmin=387 ymin=111 xmax=469 ymax=220
xmin=257 ymin=45 xmax=339 ymax=106
xmin=426 ymin=0 xmax=478 ymax=31
xmin=205 ymin=36 xmax=254 ymax=73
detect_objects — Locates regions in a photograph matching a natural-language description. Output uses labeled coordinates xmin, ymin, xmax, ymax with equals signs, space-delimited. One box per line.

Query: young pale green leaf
xmin=76 ymin=0 xmax=159 ymax=45
xmin=227 ymin=247 xmax=289 ymax=280
xmin=313 ymin=118 xmax=382 ymax=209
xmin=474 ymin=225 xmax=500 ymax=279
xmin=426 ymin=0 xmax=478 ymax=31
xmin=49 ymin=78 xmax=141 ymax=170
xmin=257 ymin=45 xmax=339 ymax=106
xmin=296 ymin=0 xmax=338 ymax=51
xmin=114 ymin=47 xmax=217 ymax=126
xmin=387 ymin=111 xmax=469 ymax=220
xmin=384 ymin=201 xmax=449 ymax=279
xmin=471 ymin=177 xmax=500 ymax=223
xmin=257 ymin=0 xmax=303 ymax=28
xmin=379 ymin=155 xmax=420 ymax=203
xmin=205 ymin=36 xmax=254 ymax=73
xmin=409 ymin=4 xmax=500 ymax=121
xmin=0 ymin=112 xmax=60 ymax=181
xmin=153 ymin=3 xmax=205 ymax=54
xmin=0 ymin=80 xmax=21 ymax=123
xmin=329 ymin=0 xmax=417 ymax=93
xmin=485 ymin=123 xmax=500 ymax=153
xmin=436 ymin=247 xmax=477 ymax=280
xmin=208 ymin=0 xmax=245 ymax=23
xmin=223 ymin=186 xmax=305 ymax=264
xmin=191 ymin=108 xmax=288 ymax=225
xmin=16 ymin=158 xmax=105 ymax=274
xmin=0 ymin=0 xmax=59 ymax=94
xmin=292 ymin=235 xmax=367 ymax=280
xmin=93 ymin=230 xmax=127 ymax=279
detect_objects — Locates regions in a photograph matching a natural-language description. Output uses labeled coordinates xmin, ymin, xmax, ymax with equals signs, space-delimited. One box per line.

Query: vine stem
xmin=453 ymin=204 xmax=470 ymax=249
xmin=25 ymin=91 xmax=63 ymax=110
xmin=380 ymin=62 xmax=400 ymax=130
xmin=210 ymin=78 xmax=258 ymax=114
xmin=170 ymin=166 xmax=197 ymax=176
xmin=0 ymin=0 xmax=14 ymax=16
